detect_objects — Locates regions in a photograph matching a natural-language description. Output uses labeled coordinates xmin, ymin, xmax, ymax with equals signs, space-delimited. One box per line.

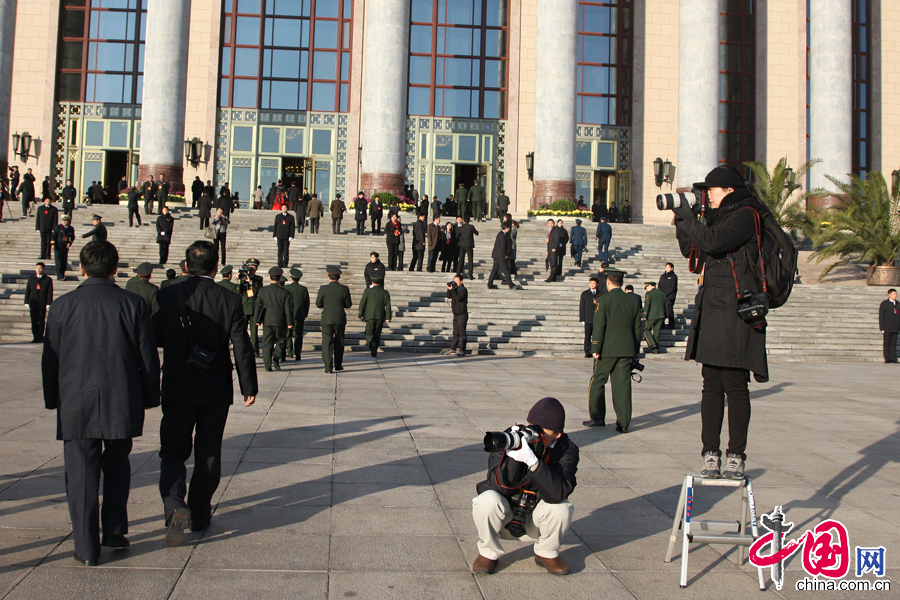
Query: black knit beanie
xmin=527 ymin=397 xmax=566 ymax=433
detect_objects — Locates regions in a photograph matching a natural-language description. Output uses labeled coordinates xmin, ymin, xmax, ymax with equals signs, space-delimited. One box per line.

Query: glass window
xmin=312 ymin=129 xmax=332 ymax=154
xmin=341 ymin=52 xmax=350 ymax=80
xmin=442 ymin=88 xmax=472 ymax=117
xmin=61 ymin=41 xmax=83 ymax=70
xmin=313 ymin=51 xmax=336 ymax=79
xmin=134 ymin=122 xmax=141 ymax=148
xmin=411 ymin=0 xmax=432 ymax=21
xmin=311 ymin=82 xmax=335 ymax=110
xmin=420 ymin=133 xmax=428 ymax=159
xmin=410 ymin=25 xmax=432 ymax=53
xmin=233 ymin=125 xmax=254 ymax=152
xmin=82 ymin=159 xmax=103 ymax=193
xmin=238 ymin=0 xmax=261 ymax=13
xmin=482 ymin=136 xmax=492 ymax=161
xmin=576 ymin=141 xmax=591 ymax=166
xmin=235 ymin=16 xmax=260 ymax=44
xmin=285 ymin=128 xmax=304 ymax=154
xmin=261 ymin=127 xmax=280 ymax=153
xmin=109 ymin=122 xmax=129 ymax=148
xmin=435 ymin=135 xmax=453 ymax=160
xmin=63 ymin=9 xmax=86 ymax=38
xmin=315 ymin=166 xmax=331 ymax=199
xmin=316 ymin=0 xmax=339 ymax=17
xmin=58 ymin=73 xmax=82 ymax=102
xmin=231 ymin=165 xmax=252 ymax=210
xmin=266 ymin=80 xmax=300 ymax=110
xmin=458 ymin=135 xmax=477 ymax=161
xmin=232 ymin=78 xmax=258 ymax=108
xmin=234 ymin=47 xmax=259 ymax=76
xmin=596 ymin=142 xmax=615 ymax=168
xmin=315 ymin=20 xmax=338 ymax=48
xmin=434 ymin=173 xmax=451 ymax=198
xmin=409 ymin=56 xmax=431 ymax=85
xmin=85 ymin=121 xmax=104 ymax=146
xmin=408 ymin=87 xmax=430 ymax=115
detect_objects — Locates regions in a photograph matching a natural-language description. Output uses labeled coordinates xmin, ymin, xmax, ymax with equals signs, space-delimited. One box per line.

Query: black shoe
xmin=616 ymin=425 xmax=629 ymax=433
xmin=265 ymin=367 xmax=273 ymax=372
xmin=324 ymin=369 xmax=333 ymax=374
xmin=584 ymin=354 xmax=593 ymax=358
xmin=334 ymin=366 xmax=344 ymax=372
xmin=487 ymin=285 xmax=497 ymax=289
xmin=273 ymin=361 xmax=281 ymax=371
xmin=73 ymin=552 xmax=99 ymax=566
xmin=166 ymin=507 xmax=190 ymax=548
xmin=189 ymin=519 xmax=210 ymax=533
xmin=101 ymin=534 xmax=130 ymax=548
xmin=582 ymin=419 xmax=606 ymax=427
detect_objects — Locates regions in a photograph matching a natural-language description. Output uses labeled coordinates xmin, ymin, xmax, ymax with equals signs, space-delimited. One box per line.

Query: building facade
xmin=2 ymin=0 xmax=897 ymax=225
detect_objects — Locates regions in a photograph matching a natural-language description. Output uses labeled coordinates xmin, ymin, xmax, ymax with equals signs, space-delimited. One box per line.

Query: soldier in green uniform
xmin=454 ymin=183 xmax=469 ymax=218
xmin=468 ymin=180 xmax=486 ymax=222
xmin=315 ymin=266 xmax=352 ymax=373
xmin=157 ymin=175 xmax=170 ymax=212
xmin=358 ymin=277 xmax=391 ymax=357
xmin=239 ymin=258 xmax=264 ymax=354
xmin=217 ymin=265 xmax=241 ymax=294
xmin=124 ymin=262 xmax=158 ymax=309
xmin=255 ymin=266 xmax=293 ymax=371
xmin=584 ymin=266 xmax=642 ymax=433
xmin=81 ymin=214 xmax=107 ymax=243
xmin=171 ymin=259 xmax=191 ymax=285
xmin=496 ymin=189 xmax=510 ymax=220
xmin=643 ymin=281 xmax=667 ymax=354
xmin=285 ymin=268 xmax=310 ymax=360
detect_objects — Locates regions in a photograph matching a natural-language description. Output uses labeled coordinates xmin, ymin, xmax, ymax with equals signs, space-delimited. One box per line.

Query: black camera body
xmin=483 ymin=424 xmax=543 ymax=453
xmin=506 ymin=489 xmax=539 ymax=538
xmin=737 ymin=290 xmax=768 ymax=330
xmin=238 ymin=266 xmax=251 ymax=281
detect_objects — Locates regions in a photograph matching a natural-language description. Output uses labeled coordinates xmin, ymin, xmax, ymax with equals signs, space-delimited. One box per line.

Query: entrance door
xmin=282 ymin=156 xmax=305 ymax=189
xmin=593 ymin=171 xmax=616 ymax=209
xmin=454 ymin=164 xmax=478 ymax=190
xmin=104 ymin=150 xmax=128 ymax=197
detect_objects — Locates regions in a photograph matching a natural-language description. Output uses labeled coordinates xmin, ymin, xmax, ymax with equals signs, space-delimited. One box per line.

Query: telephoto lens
xmin=656 ymin=191 xmax=700 ymax=211
xmin=482 ymin=425 xmax=542 ymax=452
xmin=504 ymin=490 xmax=539 ymax=537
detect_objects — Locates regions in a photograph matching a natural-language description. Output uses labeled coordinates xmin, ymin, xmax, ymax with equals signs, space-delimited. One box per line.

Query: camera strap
xmin=173 ymin=281 xmax=198 ymax=347
xmin=727 ymin=207 xmax=765 ymax=298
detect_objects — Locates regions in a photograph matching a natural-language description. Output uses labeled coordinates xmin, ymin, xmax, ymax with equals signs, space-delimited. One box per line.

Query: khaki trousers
xmin=472 ymin=490 xmax=573 ymax=560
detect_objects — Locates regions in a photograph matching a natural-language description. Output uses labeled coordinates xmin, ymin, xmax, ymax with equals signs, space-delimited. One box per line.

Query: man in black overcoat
xmin=354 ymin=192 xmax=368 ymax=235
xmin=42 ymin=241 xmax=160 ymax=565
xmin=51 ymin=215 xmax=75 ymax=280
xmin=579 ymin=275 xmax=600 ymax=357
xmin=191 ymin=176 xmax=203 ymax=208
xmin=657 ymin=262 xmax=679 ymax=330
xmin=61 ymin=179 xmax=77 ymax=220
xmin=141 ymin=175 xmax=156 ymax=214
xmin=455 ymin=217 xmax=479 ymax=280
xmin=25 ymin=262 xmax=53 ymax=342
xmin=152 ymin=241 xmax=258 ymax=545
xmin=156 ymin=206 xmax=175 ymax=264
xmin=273 ymin=205 xmax=296 ymax=268
xmin=545 ymin=220 xmax=563 ymax=282
xmin=487 ymin=222 xmax=515 ymax=289
xmin=35 ymin=197 xmax=58 ymax=259
xmin=879 ymin=288 xmax=900 ymax=363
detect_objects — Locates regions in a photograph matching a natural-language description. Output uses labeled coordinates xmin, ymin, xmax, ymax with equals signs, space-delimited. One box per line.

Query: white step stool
xmin=664 ymin=473 xmax=766 ymax=590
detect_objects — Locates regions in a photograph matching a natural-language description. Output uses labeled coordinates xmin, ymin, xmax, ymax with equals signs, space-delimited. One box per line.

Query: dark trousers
xmin=159 ymin=404 xmax=230 ymax=528
xmin=199 ymin=217 xmax=210 ymax=230
xmin=276 ymin=238 xmax=290 ymax=268
xmin=884 ymin=331 xmax=898 ymax=362
xmin=364 ymin=320 xmax=385 ymax=356
xmin=29 ymin=302 xmax=46 ymax=342
xmin=396 ymin=251 xmax=405 ymax=270
xmin=158 ymin=196 xmax=167 ymax=212
xmin=55 ymin=248 xmax=69 ymax=279
xmin=144 ymin=198 xmax=154 ymax=214
xmin=159 ymin=242 xmax=170 ymax=265
xmin=409 ymin=248 xmax=425 ymax=271
xmin=644 ymin=318 xmax=663 ymax=351
xmin=39 ymin=232 xmax=51 ymax=258
xmin=356 ymin=219 xmax=366 ymax=235
xmin=387 ymin=244 xmax=399 ymax=270
xmin=310 ymin=218 xmax=320 ymax=233
xmin=64 ymin=206 xmax=74 ymax=220
xmin=587 ymin=356 xmax=632 ymax=427
xmin=572 ymin=245 xmax=585 ymax=266
xmin=64 ymin=438 xmax=132 ymax=561
xmin=665 ymin=297 xmax=677 ymax=329
xmin=488 ymin=259 xmax=514 ymax=288
xmin=215 ymin=233 xmax=226 ymax=264
xmin=700 ymin=365 xmax=751 ymax=459
xmin=457 ymin=246 xmax=474 ymax=279
xmin=427 ymin=248 xmax=440 ymax=272
xmin=546 ymin=251 xmax=561 ymax=281
xmin=321 ymin=323 xmax=345 ymax=372
xmin=286 ymin=319 xmax=305 ymax=357
xmin=598 ymin=238 xmax=610 ymax=262
xmin=583 ymin=323 xmax=593 ymax=357
xmin=450 ymin=312 xmax=468 ymax=353
xmin=246 ymin=316 xmax=259 ymax=351
xmin=371 ymin=216 xmax=381 ymax=234
xmin=262 ymin=325 xmax=287 ymax=368
xmin=332 ymin=217 xmax=342 ymax=234
xmin=128 ymin=207 xmax=142 ymax=227
xmin=441 ymin=253 xmax=456 ymax=272
xmin=297 ymin=216 xmax=306 ymax=233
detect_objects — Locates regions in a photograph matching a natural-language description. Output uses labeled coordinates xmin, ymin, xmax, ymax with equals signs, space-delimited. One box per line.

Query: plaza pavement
xmin=0 ymin=345 xmax=896 ymax=600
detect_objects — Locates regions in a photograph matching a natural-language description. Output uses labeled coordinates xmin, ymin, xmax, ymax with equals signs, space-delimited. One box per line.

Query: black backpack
xmin=739 ymin=206 xmax=798 ymax=309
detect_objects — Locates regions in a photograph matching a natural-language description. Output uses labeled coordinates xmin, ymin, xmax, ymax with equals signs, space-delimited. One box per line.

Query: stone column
xmin=138 ymin=0 xmax=192 ymax=188
xmin=809 ymin=0 xmax=851 ymax=193
xmin=0 ymin=0 xmax=17 ymax=176
xmin=360 ymin=0 xmax=410 ymax=196
xmin=532 ymin=0 xmax=577 ymax=206
xmin=677 ymin=0 xmax=718 ymax=188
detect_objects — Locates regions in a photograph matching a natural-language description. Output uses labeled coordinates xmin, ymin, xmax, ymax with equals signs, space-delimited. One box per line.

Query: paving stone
xmin=170 ymin=570 xmax=328 ymax=600
xmin=4 ymin=565 xmax=182 ymax=600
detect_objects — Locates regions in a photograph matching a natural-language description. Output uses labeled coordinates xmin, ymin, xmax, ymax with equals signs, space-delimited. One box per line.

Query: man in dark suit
xmin=426 ymin=215 xmax=442 ymax=273
xmin=288 ymin=181 xmax=302 ymax=214
xmin=315 ymin=266 xmax=352 ymax=373
xmin=569 ymin=219 xmax=588 ymax=267
xmin=285 ymin=268 xmax=310 ymax=360
xmin=156 ymin=206 xmax=175 ymax=264
xmin=358 ymin=277 xmax=391 ymax=357
xmin=295 ymin=186 xmax=309 ymax=233
xmin=445 ymin=275 xmax=468 ymax=356
xmin=364 ymin=252 xmax=386 ymax=287
xmin=643 ymin=281 xmax=667 ymax=354
xmin=487 ymin=222 xmax=515 ymax=289
xmin=61 ymin=179 xmax=77 ymax=220
xmin=255 ymin=266 xmax=293 ymax=371
xmin=35 ymin=197 xmax=58 ymax=259
xmin=307 ymin=194 xmax=323 ymax=233
xmin=370 ymin=196 xmax=384 ymax=234
xmin=124 ymin=262 xmax=159 ymax=310
xmin=579 ymin=275 xmax=601 ymax=358
xmin=624 ymin=284 xmax=642 ymax=313
xmin=879 ymin=288 xmax=900 ymax=363
xmin=585 ymin=267 xmax=641 ymax=432
xmin=431 ymin=197 xmax=443 ymax=220
xmin=658 ymin=263 xmax=678 ymax=330
xmin=384 ymin=213 xmax=402 ymax=271
xmin=330 ymin=193 xmax=346 ymax=234
xmin=152 ymin=241 xmax=257 ymax=546
xmin=81 ymin=214 xmax=107 ymax=243
xmin=354 ymin=192 xmax=368 ymax=235
xmin=127 ymin=185 xmax=142 ymax=227
xmin=90 ymin=180 xmax=104 ymax=205
xmin=455 ymin=217 xmax=479 ymax=280
xmin=273 ymin=205 xmax=296 ymax=268
xmin=141 ymin=175 xmax=155 ymax=214
xmin=409 ymin=213 xmax=427 ymax=271
xmin=51 ymin=215 xmax=75 ymax=280
xmin=545 ymin=220 xmax=563 ymax=282
xmin=19 ymin=168 xmax=35 ymax=215
xmin=157 ymin=175 xmax=170 ymax=212
xmin=556 ymin=219 xmax=568 ymax=272
xmin=42 ymin=241 xmax=160 ymax=565
xmin=191 ymin=176 xmax=203 ymax=208
xmin=454 ymin=183 xmax=469 ymax=218
xmin=25 ymin=262 xmax=53 ymax=343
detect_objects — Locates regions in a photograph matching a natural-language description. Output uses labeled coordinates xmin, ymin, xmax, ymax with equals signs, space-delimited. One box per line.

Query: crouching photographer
xmin=669 ymin=165 xmax=770 ymax=481
xmin=471 ymin=397 xmax=578 ymax=576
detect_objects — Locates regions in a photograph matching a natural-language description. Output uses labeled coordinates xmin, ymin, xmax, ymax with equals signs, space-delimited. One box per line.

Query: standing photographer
xmin=471 ymin=397 xmax=578 ymax=576
xmin=672 ymin=165 xmax=769 ymax=480
xmin=444 ymin=275 xmax=468 ymax=356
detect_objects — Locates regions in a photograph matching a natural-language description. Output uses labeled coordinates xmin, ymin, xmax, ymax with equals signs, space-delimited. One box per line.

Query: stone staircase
xmin=0 ymin=204 xmax=888 ymax=361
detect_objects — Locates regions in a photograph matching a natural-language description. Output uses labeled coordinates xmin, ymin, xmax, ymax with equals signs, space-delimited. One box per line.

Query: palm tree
xmin=806 ymin=171 xmax=900 ymax=280
xmin=743 ymin=157 xmax=823 ymax=237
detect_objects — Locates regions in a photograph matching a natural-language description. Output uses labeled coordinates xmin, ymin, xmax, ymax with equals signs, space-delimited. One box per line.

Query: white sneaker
xmin=723 ymin=453 xmax=745 ymax=480
xmin=700 ymin=451 xmax=721 ymax=478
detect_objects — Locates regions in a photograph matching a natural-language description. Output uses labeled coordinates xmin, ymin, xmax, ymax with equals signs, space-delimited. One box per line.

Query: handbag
xmin=204 ymin=226 xmax=217 ymax=240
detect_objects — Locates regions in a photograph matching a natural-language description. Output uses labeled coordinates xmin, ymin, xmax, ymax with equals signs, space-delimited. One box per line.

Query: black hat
xmin=290 ymin=268 xmax=303 ymax=278
xmin=245 ymin=258 xmax=260 ymax=267
xmin=371 ymin=277 xmax=384 ymax=284
xmin=326 ymin=266 xmax=342 ymax=275
xmin=527 ymin=397 xmax=566 ymax=433
xmin=135 ymin=262 xmax=153 ymax=276
xmin=694 ymin=165 xmax=745 ymax=190
xmin=220 ymin=265 xmax=233 ymax=275
xmin=268 ymin=266 xmax=283 ymax=277
xmin=575 ymin=219 xmax=582 ymax=224
xmin=280 ymin=275 xmax=287 ymax=282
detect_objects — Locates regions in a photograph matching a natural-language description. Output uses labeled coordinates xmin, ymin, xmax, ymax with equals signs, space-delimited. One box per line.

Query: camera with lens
xmin=630 ymin=358 xmax=645 ymax=383
xmin=483 ymin=424 xmax=543 ymax=453
xmin=656 ymin=190 xmax=701 ymax=211
xmin=736 ymin=290 xmax=768 ymax=330
xmin=238 ymin=266 xmax=250 ymax=281
xmin=505 ymin=489 xmax=539 ymax=538
xmin=447 ymin=281 xmax=457 ymax=289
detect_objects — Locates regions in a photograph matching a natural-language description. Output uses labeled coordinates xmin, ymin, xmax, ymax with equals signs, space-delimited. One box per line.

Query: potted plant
xmin=805 ymin=171 xmax=900 ymax=285
xmin=743 ymin=157 xmax=824 ymax=241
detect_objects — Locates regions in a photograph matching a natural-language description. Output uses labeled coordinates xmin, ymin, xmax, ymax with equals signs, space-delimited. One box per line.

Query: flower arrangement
xmin=118 ymin=193 xmax=186 ymax=203
xmin=527 ymin=209 xmax=594 ymax=218
xmin=350 ymin=192 xmax=416 ymax=213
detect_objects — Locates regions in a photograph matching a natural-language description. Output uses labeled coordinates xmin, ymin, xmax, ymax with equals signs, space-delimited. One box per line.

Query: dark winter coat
xmin=476 ymin=433 xmax=578 ymax=504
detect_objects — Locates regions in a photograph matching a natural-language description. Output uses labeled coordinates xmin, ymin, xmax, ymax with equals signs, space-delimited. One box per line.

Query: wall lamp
xmin=11 ymin=132 xmax=33 ymax=161
xmin=784 ymin=167 xmax=796 ymax=189
xmin=653 ymin=157 xmax=675 ymax=187
xmin=184 ymin=137 xmax=204 ymax=168
xmin=525 ymin=151 xmax=534 ymax=181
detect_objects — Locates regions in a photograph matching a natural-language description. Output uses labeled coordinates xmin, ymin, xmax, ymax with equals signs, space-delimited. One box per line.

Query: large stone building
xmin=1 ymin=0 xmax=896 ymax=225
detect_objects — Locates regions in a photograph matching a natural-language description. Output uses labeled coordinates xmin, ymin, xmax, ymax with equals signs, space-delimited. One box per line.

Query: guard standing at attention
xmin=579 ymin=275 xmax=601 ymax=358
xmin=285 ymin=268 xmax=310 ymax=360
xmin=51 ymin=215 xmax=75 ymax=280
xmin=584 ymin=267 xmax=641 ymax=433
xmin=879 ymin=288 xmax=900 ymax=363
xmin=239 ymin=258 xmax=264 ymax=355
xmin=255 ymin=266 xmax=293 ymax=371
xmin=358 ymin=277 xmax=391 ymax=357
xmin=36 ymin=197 xmax=59 ymax=259
xmin=316 ymin=266 xmax=352 ymax=373
xmin=643 ymin=281 xmax=667 ymax=353
xmin=81 ymin=214 xmax=107 ymax=243
xmin=273 ymin=205 xmax=296 ymax=268
xmin=124 ymin=262 xmax=159 ymax=310
xmin=25 ymin=262 xmax=53 ymax=343
xmin=217 ymin=266 xmax=241 ymax=294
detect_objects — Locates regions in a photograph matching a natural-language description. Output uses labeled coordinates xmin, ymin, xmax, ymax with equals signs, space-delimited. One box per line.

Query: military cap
xmin=603 ymin=266 xmax=627 ymax=276
xmin=91 ymin=214 xmax=102 ymax=220
xmin=326 ymin=265 xmax=342 ymax=275
xmin=575 ymin=219 xmax=582 ymax=224
xmin=135 ymin=262 xmax=153 ymax=276
xmin=268 ymin=266 xmax=283 ymax=277
xmin=61 ymin=214 xmax=71 ymax=221
xmin=179 ymin=259 xmax=187 ymax=271
xmin=280 ymin=275 xmax=287 ymax=282
xmin=290 ymin=268 xmax=303 ymax=278
xmin=644 ymin=281 xmax=657 ymax=287
xmin=245 ymin=258 xmax=261 ymax=266
xmin=371 ymin=277 xmax=384 ymax=284
xmin=220 ymin=265 xmax=233 ymax=275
